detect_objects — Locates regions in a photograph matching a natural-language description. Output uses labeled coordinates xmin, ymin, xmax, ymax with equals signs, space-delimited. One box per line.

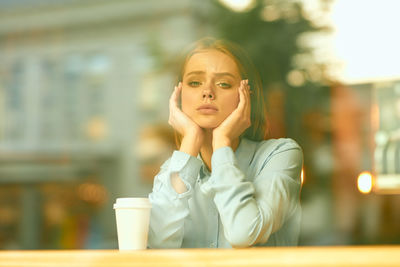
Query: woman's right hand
xmin=168 ymin=82 xmax=204 ymax=156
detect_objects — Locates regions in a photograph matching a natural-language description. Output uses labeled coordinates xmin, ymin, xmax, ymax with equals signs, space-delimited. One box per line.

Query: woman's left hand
xmin=212 ymin=79 xmax=251 ymax=150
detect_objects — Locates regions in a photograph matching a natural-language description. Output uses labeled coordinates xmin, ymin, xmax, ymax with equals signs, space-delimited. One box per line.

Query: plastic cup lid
xmin=113 ymin=197 xmax=152 ymax=209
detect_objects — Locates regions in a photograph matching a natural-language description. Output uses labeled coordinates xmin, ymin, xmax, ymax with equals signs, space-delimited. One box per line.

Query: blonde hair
xmin=174 ymin=37 xmax=268 ymax=147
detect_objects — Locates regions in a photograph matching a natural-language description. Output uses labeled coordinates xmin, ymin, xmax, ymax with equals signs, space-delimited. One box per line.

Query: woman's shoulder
xmin=247 ymin=137 xmax=301 ymax=152
xmin=244 ymin=137 xmax=302 ymax=163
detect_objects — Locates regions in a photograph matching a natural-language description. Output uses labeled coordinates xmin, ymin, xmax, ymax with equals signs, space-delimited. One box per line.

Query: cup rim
xmin=113 ymin=197 xmax=151 ymax=209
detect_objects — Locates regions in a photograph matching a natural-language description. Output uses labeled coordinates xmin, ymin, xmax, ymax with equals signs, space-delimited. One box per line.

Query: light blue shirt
xmin=148 ymin=138 xmax=303 ymax=248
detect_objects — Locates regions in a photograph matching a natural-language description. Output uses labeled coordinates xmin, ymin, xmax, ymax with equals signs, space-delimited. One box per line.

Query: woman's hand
xmin=212 ymin=80 xmax=251 ymax=150
xmin=169 ymin=82 xmax=204 ymax=156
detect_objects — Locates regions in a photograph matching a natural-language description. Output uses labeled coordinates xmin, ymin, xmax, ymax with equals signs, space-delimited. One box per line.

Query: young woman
xmin=148 ymin=37 xmax=303 ymax=248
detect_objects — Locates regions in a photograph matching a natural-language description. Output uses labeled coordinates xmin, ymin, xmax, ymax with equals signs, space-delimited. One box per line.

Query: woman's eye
xmin=217 ymin=82 xmax=231 ymax=89
xmin=188 ymin=81 xmax=202 ymax=87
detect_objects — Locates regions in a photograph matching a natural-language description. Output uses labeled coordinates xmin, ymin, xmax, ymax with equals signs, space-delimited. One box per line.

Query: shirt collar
xmin=198 ymin=138 xmax=258 ymax=179
xmin=234 ymin=138 xmax=258 ymax=173
xmin=197 ymin=154 xmax=208 ymax=179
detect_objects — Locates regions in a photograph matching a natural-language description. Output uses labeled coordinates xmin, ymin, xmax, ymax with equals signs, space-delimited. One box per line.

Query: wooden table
xmin=1 ymin=246 xmax=400 ymax=267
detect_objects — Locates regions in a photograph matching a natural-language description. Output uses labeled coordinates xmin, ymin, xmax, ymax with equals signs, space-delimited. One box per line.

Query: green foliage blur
xmin=210 ymin=0 xmax=324 ymax=88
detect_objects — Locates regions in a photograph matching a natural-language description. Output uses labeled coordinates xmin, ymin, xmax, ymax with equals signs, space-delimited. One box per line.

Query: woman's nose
xmin=202 ymin=92 xmax=214 ymax=100
xmin=202 ymin=87 xmax=215 ymax=100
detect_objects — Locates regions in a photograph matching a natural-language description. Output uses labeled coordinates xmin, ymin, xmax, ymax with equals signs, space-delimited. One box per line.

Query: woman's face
xmin=181 ymin=49 xmax=241 ymax=129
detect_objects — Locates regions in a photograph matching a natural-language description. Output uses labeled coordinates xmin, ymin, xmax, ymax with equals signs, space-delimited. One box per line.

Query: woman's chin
xmin=194 ymin=117 xmax=222 ymax=129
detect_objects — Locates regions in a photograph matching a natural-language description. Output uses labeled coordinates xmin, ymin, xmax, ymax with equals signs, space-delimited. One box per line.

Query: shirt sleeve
xmin=200 ymin=140 xmax=303 ymax=247
xmin=148 ymin=150 xmax=202 ymax=248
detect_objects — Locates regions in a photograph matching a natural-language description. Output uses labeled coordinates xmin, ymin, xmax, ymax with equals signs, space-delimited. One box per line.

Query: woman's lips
xmin=197 ymin=104 xmax=218 ymax=114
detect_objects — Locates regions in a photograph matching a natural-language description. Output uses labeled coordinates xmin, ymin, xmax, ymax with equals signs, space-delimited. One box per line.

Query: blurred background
xmin=0 ymin=0 xmax=399 ymax=249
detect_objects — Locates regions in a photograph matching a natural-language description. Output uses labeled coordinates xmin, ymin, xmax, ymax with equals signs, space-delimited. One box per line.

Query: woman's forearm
xmin=148 ymin=152 xmax=202 ymax=248
xmin=201 ymin=145 xmax=302 ymax=247
xmin=171 ymin=133 xmax=203 ymax=193
xmin=179 ymin=132 xmax=203 ymax=157
xmin=170 ymin=172 xmax=188 ymax=194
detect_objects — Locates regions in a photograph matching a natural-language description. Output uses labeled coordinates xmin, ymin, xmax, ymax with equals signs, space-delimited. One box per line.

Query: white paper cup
xmin=113 ymin=198 xmax=152 ymax=250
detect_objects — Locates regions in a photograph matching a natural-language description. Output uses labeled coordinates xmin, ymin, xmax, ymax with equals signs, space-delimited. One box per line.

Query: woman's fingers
xmin=244 ymin=80 xmax=251 ymax=118
xmin=169 ymin=86 xmax=178 ymax=108
xmin=238 ymin=79 xmax=251 ymax=114
xmin=169 ymin=83 xmax=183 ymax=128
xmin=170 ymin=82 xmax=183 ymax=110
xmin=239 ymin=79 xmax=251 ymax=127
xmin=237 ymin=80 xmax=246 ymax=111
xmin=169 ymin=82 xmax=201 ymax=135
xmin=213 ymin=79 xmax=251 ymax=141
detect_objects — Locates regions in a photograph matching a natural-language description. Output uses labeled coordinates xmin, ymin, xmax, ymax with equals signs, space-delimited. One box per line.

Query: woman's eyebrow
xmin=185 ymin=71 xmax=205 ymax=77
xmin=214 ymin=72 xmax=235 ymax=78
xmin=185 ymin=71 xmax=236 ymax=78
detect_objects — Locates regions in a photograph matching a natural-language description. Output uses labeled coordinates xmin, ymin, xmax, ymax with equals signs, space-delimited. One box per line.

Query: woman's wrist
xmin=180 ymin=131 xmax=203 ymax=157
xmin=212 ymin=136 xmax=231 ymax=151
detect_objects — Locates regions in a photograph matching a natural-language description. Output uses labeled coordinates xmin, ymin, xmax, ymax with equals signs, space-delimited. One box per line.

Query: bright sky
xmin=219 ymin=0 xmax=400 ymax=83
xmin=331 ymin=0 xmax=400 ymax=83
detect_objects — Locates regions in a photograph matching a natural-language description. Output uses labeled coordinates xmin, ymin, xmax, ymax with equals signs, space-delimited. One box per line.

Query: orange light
xmin=371 ymin=103 xmax=380 ymax=131
xmin=86 ymin=117 xmax=107 ymax=140
xmin=301 ymin=168 xmax=304 ymax=186
xmin=78 ymin=182 xmax=108 ymax=205
xmin=357 ymin=171 xmax=373 ymax=194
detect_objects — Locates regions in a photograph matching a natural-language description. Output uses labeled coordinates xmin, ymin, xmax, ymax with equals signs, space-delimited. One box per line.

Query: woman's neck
xmin=200 ymin=129 xmax=239 ymax=172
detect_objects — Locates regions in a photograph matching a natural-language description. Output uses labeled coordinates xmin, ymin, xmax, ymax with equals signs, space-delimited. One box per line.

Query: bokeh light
xmin=218 ymin=0 xmax=255 ymax=12
xmin=357 ymin=172 xmax=373 ymax=194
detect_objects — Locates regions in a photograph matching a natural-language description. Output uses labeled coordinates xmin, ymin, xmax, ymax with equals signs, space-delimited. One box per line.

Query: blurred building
xmin=0 ymin=0 xmax=206 ymax=249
